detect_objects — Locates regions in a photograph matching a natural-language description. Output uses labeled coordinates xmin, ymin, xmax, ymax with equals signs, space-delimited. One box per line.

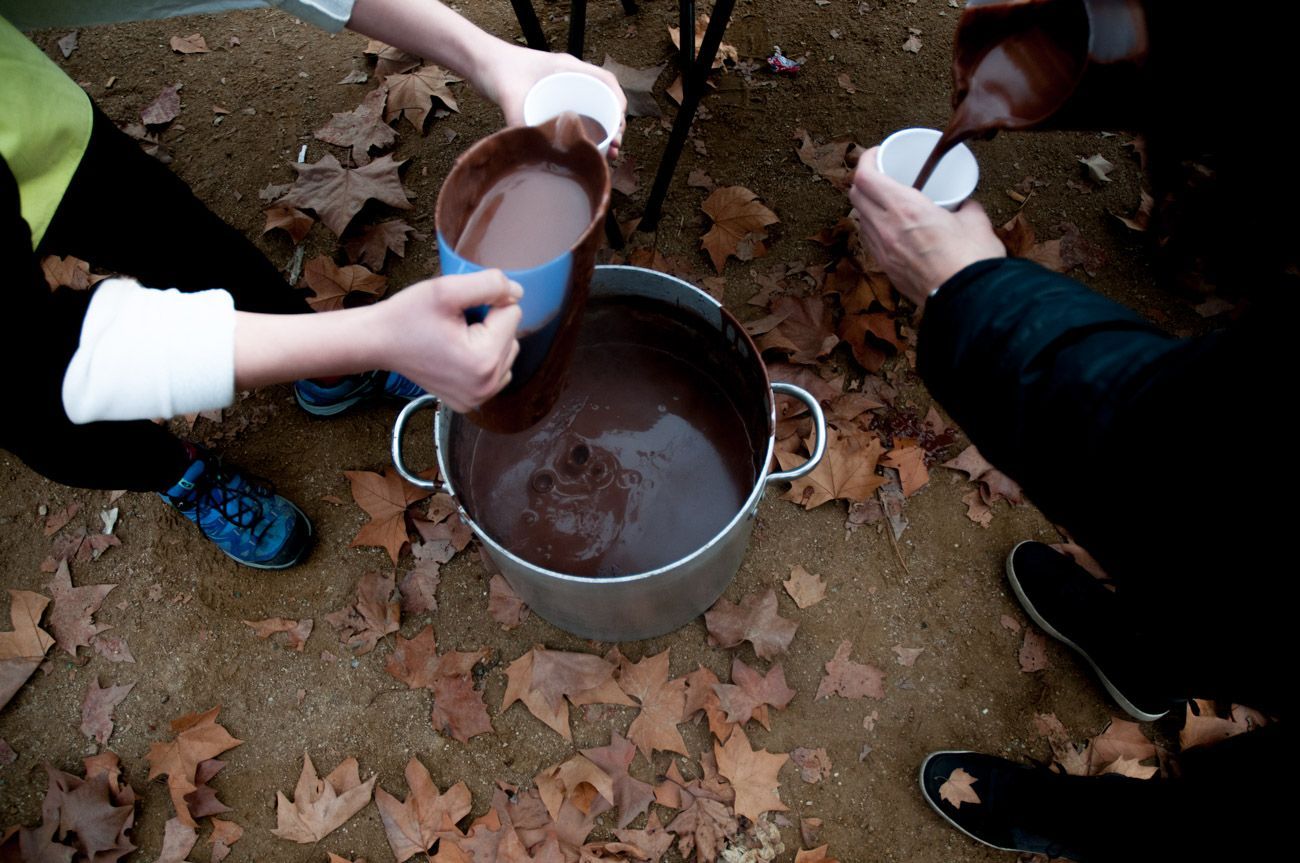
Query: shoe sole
xmin=215 ymin=499 xmax=314 ymax=570
xmin=1006 ymin=541 xmax=1168 ymax=722
xmin=917 ymin=751 xmax=1026 ymax=855
xmin=294 ymin=389 xmax=366 ymax=417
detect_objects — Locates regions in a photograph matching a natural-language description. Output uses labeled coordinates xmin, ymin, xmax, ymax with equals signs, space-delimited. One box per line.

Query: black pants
xmin=2 ymin=104 xmax=311 ymax=491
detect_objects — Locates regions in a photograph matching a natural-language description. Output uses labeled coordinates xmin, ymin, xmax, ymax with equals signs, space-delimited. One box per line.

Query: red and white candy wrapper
xmin=767 ymin=48 xmax=801 ymax=74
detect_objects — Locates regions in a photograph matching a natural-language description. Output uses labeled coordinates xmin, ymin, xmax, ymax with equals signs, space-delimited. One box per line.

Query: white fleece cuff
xmin=62 ymin=278 xmax=236 ymax=424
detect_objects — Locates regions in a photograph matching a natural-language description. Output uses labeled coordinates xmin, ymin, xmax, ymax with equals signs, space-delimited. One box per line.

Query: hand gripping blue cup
xmin=434 ymin=115 xmax=611 ymax=433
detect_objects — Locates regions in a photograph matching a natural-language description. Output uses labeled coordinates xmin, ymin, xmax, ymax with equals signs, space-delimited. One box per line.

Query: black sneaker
xmin=1006 ymin=541 xmax=1171 ymax=721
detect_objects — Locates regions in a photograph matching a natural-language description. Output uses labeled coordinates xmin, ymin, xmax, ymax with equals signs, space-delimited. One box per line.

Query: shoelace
xmin=186 ymin=462 xmax=276 ymax=539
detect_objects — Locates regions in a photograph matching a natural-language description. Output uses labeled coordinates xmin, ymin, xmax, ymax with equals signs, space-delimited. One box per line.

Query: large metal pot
xmin=391 ymin=265 xmax=826 ymax=642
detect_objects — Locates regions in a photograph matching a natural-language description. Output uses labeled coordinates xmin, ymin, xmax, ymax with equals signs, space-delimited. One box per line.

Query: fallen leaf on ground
xmin=20 ymin=762 xmax=136 ymax=862
xmin=892 ymin=645 xmax=924 ymax=667
xmin=790 ymin=747 xmax=831 ymax=783
xmin=262 ymin=205 xmax=315 ymax=244
xmin=303 ymin=256 xmax=387 ymax=312
xmin=400 ymin=560 xmax=440 ymax=616
xmin=601 ymin=56 xmax=664 ymax=117
xmin=938 ymin=768 xmax=980 ymax=807
xmin=999 ymin=614 xmax=1022 ymax=633
xmin=704 ymin=589 xmax=798 ymax=660
xmin=1079 ymin=153 xmax=1114 ymax=183
xmin=170 ymin=33 xmax=209 ymax=53
xmin=617 ymin=649 xmax=688 ymax=758
xmin=146 ymin=706 xmax=242 ymax=827
xmin=345 ymin=467 xmax=430 ymax=563
xmin=712 ymin=658 xmax=795 ymax=727
xmin=800 ymin=817 xmax=823 ymax=848
xmin=208 ymin=817 xmax=243 ymax=863
xmin=536 ymin=754 xmax=615 ymax=821
xmin=80 ymin=678 xmax=134 ymax=745
xmin=880 ymin=442 xmax=928 ymax=497
xmin=385 ymin=65 xmax=461 ymax=131
xmin=582 ymin=732 xmax=656 ymax=829
xmin=667 ymin=795 xmax=737 ymax=863
xmin=1179 ymin=699 xmax=1267 ymax=750
xmin=325 ymin=571 xmax=400 ymax=655
xmin=281 ymin=153 xmax=411 ymax=237
xmin=315 ymin=85 xmax=396 ymax=164
xmin=714 ymin=726 xmax=788 ymax=822
xmin=1100 ymin=756 xmax=1158 ymax=779
xmin=243 ymin=617 xmax=313 ymax=651
xmin=793 ymin=129 xmax=861 ymax=190
xmin=345 ymin=218 xmax=416 ymax=269
xmin=184 ymin=758 xmax=232 ymax=820
xmin=0 ymin=590 xmax=56 ymax=709
xmin=1113 ymin=189 xmax=1154 ymax=232
xmin=375 ymin=757 xmax=472 ymax=862
xmin=612 ymin=156 xmax=639 ymax=196
xmin=502 ymin=646 xmax=634 ymax=739
xmin=668 ymin=15 xmax=739 ymax=68
xmin=942 ymin=445 xmax=1024 ymax=507
xmin=795 ymin=845 xmax=841 ymax=862
xmin=384 ymin=626 xmax=492 ymax=742
xmin=757 ymin=296 xmax=837 ymax=365
xmin=273 ymin=753 xmax=377 ymax=843
xmin=156 ymin=817 xmax=197 ymax=863
xmin=1019 ymin=629 xmax=1050 ymax=673
xmin=365 ymin=39 xmax=421 ymax=77
xmin=142 ymin=83 xmax=182 ymax=125
xmin=816 ymin=641 xmax=886 ymax=700
xmin=45 ymin=559 xmax=114 ymax=656
xmin=779 ymin=427 xmax=886 ymax=510
xmin=488 ymin=574 xmax=529 ymax=629
xmin=700 ymin=186 xmax=779 ymax=274
xmin=783 ymin=565 xmax=827 ymax=608
xmin=57 ymin=30 xmax=78 ymax=58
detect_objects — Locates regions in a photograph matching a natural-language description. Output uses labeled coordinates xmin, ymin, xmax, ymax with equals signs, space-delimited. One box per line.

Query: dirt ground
xmin=1 ymin=2 xmax=1209 ymax=861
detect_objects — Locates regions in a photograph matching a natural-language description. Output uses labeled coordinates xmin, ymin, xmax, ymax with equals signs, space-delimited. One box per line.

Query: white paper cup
xmin=523 ymin=72 xmax=622 ymax=156
xmin=877 ymin=127 xmax=979 ymax=210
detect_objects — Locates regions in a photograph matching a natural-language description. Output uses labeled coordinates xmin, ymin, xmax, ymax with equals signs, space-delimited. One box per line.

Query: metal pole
xmin=509 ymin=0 xmax=550 ymax=51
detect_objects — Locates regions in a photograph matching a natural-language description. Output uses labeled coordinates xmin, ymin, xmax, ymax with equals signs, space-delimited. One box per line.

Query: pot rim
xmin=436 ymin=265 xmax=778 ymax=586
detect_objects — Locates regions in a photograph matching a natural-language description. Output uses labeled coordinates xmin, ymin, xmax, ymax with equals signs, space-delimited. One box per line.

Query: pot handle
xmin=765 ymin=382 xmax=827 ymax=486
xmin=391 ymin=394 xmax=446 ymax=491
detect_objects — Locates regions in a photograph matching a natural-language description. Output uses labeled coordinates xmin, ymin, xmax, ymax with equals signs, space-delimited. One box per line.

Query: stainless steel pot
xmin=391 ymin=265 xmax=826 ymax=641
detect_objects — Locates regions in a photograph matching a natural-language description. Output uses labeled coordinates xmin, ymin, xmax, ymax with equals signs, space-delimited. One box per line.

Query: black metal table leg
xmin=509 ymin=0 xmax=550 ymax=51
xmin=640 ymin=0 xmax=735 ymax=230
xmin=567 ymin=0 xmax=588 ymax=58
xmin=680 ymin=0 xmax=695 ymax=67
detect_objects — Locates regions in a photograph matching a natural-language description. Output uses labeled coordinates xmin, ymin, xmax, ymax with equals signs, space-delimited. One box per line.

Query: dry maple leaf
xmin=713 ymin=658 xmax=796 ymax=727
xmin=141 ymin=83 xmax=182 ymax=126
xmin=617 ymin=649 xmax=689 ymax=758
xmin=262 ymin=206 xmax=314 ymax=244
xmin=757 ymin=296 xmax=838 ymax=365
xmin=668 ymin=795 xmax=737 ymax=862
xmin=581 ymin=732 xmax=656 ymax=829
xmin=80 ymin=678 xmax=134 ymax=745
xmin=1180 ymin=699 xmax=1268 ymax=750
xmin=346 ymin=468 xmax=431 ymax=563
xmin=315 ymin=86 xmax=397 ymax=164
xmin=795 ymin=846 xmax=842 ymax=863
xmin=0 ymin=589 xmax=56 ymax=710
xmin=790 ymin=746 xmax=831 ymax=783
xmin=892 ymin=645 xmax=924 ymax=667
xmin=700 ymin=186 xmax=779 ymax=274
xmin=502 ymin=646 xmax=634 ymax=740
xmin=281 ymin=153 xmax=411 ymax=237
xmin=304 ymin=256 xmax=387 ymax=312
xmin=400 ymin=560 xmax=441 ymax=616
xmin=714 ymin=726 xmax=788 ymax=822
xmin=938 ymin=768 xmax=981 ymax=808
xmin=1019 ymin=628 xmax=1050 ymax=673
xmin=783 ymin=565 xmax=826 ymax=608
xmin=941 ymin=445 xmax=1024 ymax=506
xmin=682 ymin=664 xmax=734 ymax=741
xmin=615 ymin=812 xmax=673 ymax=863
xmin=184 ymin=758 xmax=232 ymax=820
xmin=273 ymin=753 xmax=377 ymax=843
xmin=376 ymin=757 xmax=472 ymax=862
xmin=384 ymin=626 xmax=492 ymax=742
xmin=704 ymin=589 xmax=798 ymax=660
xmin=668 ymin=14 xmax=739 ymax=68
xmin=325 ymin=571 xmax=400 ymax=654
xmin=146 ymin=706 xmax=242 ymax=827
xmin=45 ymin=559 xmax=115 ymax=656
xmin=602 ymin=55 xmax=664 ymax=117
xmin=243 ymin=617 xmax=313 ymax=651
xmin=345 ymin=218 xmax=417 ymax=269
xmin=880 ymin=442 xmax=929 ymax=497
xmin=1100 ymin=756 xmax=1159 ymax=780
xmin=365 ymin=39 xmax=422 ymax=76
xmin=793 ymin=129 xmax=862 ymax=190
xmin=208 ymin=817 xmax=243 ymax=863
xmin=488 ymin=574 xmax=530 ymax=630
xmin=385 ymin=65 xmax=462 ymax=131
xmin=536 ymin=754 xmax=615 ymax=821
xmin=815 ymin=641 xmax=885 ymax=700
xmin=779 ymin=427 xmax=886 ymax=510
xmin=19 ymin=763 xmax=137 ymax=862
xmin=157 ymin=817 xmax=197 ymax=863
xmin=169 ymin=33 xmax=209 ymax=53
xmin=42 ymin=255 xmax=108 ymax=291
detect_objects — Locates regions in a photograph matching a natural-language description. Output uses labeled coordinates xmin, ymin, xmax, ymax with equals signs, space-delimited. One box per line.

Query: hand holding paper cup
xmin=877 ymin=128 xmax=979 ymax=210
xmin=523 ymin=72 xmax=623 ymax=156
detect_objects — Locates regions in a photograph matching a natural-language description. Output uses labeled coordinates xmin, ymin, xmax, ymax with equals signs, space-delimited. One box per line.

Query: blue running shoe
xmin=293 ymin=371 xmax=426 ymax=416
xmin=161 ymin=448 xmax=312 ymax=569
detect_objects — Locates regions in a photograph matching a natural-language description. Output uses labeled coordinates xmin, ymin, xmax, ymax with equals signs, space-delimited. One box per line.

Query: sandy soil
xmin=1 ymin=2 xmax=1207 ymax=861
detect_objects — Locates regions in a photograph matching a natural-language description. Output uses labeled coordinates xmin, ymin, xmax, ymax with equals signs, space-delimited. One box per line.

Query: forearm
xmin=233 ymin=302 xmax=385 ymax=389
